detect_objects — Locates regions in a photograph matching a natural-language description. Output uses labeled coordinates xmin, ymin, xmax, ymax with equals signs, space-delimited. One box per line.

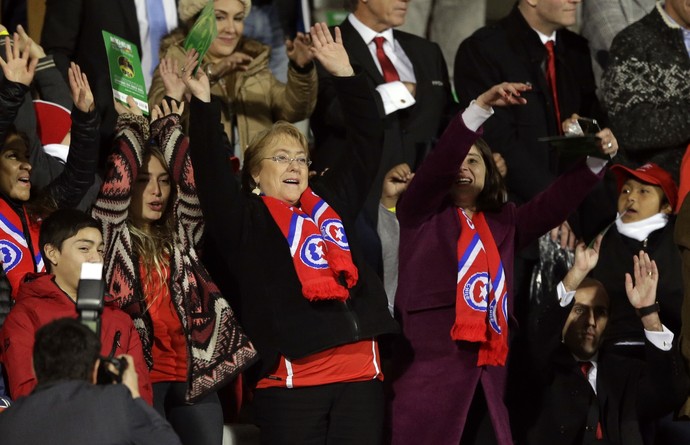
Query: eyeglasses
xmin=263 ymin=155 xmax=312 ymax=167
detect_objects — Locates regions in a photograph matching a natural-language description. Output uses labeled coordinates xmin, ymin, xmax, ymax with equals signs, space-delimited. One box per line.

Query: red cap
xmin=610 ymin=163 xmax=678 ymax=211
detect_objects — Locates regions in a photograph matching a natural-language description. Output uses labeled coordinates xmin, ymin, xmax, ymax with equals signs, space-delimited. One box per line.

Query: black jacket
xmin=190 ymin=73 xmax=399 ymax=380
xmin=0 ymin=380 xmax=180 ymax=445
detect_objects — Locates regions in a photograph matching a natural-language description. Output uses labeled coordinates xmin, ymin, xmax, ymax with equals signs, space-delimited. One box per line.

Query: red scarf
xmin=452 ymin=209 xmax=509 ymax=366
xmin=262 ymin=187 xmax=358 ymax=301
xmin=0 ymin=199 xmax=44 ymax=298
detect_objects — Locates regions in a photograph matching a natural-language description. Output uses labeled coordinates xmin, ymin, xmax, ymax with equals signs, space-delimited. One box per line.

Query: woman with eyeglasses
xmin=92 ymin=89 xmax=257 ymax=444
xmin=184 ymin=24 xmax=398 ymax=444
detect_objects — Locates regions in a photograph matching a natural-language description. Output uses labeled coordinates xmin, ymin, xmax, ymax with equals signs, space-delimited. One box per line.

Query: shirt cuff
xmin=585 ymin=156 xmax=608 ymax=174
xmin=461 ymin=100 xmax=494 ymax=132
xmin=557 ymin=281 xmax=576 ymax=307
xmin=376 ymin=81 xmax=416 ymax=115
xmin=644 ymin=324 xmax=674 ymax=351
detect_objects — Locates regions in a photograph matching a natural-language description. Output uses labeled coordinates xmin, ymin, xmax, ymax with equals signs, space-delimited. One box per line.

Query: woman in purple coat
xmin=390 ymin=83 xmax=619 ymax=445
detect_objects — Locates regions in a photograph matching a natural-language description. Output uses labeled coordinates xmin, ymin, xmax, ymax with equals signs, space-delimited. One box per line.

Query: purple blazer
xmin=390 ymin=113 xmax=604 ymax=445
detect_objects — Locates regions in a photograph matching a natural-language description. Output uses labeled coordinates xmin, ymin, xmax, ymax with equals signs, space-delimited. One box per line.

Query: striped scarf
xmin=452 ymin=209 xmax=509 ymax=366
xmin=262 ymin=187 xmax=358 ymax=301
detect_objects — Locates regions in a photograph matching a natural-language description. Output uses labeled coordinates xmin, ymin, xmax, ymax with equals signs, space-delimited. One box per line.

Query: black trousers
xmin=253 ymin=379 xmax=384 ymax=445
xmin=153 ymin=381 xmax=223 ymax=445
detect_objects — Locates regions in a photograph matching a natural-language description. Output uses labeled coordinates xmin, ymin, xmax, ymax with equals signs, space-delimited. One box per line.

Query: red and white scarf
xmin=452 ymin=209 xmax=509 ymax=366
xmin=262 ymin=187 xmax=358 ymax=301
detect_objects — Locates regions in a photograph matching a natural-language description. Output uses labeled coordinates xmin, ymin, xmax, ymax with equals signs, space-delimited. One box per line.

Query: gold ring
xmin=181 ymin=67 xmax=186 ymax=73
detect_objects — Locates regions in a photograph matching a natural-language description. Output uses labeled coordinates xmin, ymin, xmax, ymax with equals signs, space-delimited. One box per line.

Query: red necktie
xmin=544 ymin=40 xmax=562 ymax=134
xmin=579 ymin=361 xmax=603 ymax=440
xmin=373 ymin=36 xmax=400 ymax=83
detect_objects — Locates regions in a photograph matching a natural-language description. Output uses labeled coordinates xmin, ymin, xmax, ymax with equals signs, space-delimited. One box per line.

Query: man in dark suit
xmin=310 ymin=0 xmax=454 ymax=272
xmin=40 ymin=0 xmax=177 ymax=161
xmin=525 ymin=242 xmax=687 ymax=445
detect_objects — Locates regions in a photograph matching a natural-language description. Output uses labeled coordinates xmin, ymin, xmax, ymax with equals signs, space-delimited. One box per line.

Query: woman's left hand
xmin=180 ymin=49 xmax=211 ymax=103
xmin=596 ymin=127 xmax=618 ymax=158
xmin=159 ymin=56 xmax=186 ymax=102
xmin=151 ymin=98 xmax=184 ymax=121
xmin=286 ymin=32 xmax=314 ymax=68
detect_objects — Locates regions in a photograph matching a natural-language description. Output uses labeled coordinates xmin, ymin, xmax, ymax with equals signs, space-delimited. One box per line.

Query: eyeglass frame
xmin=262 ymin=154 xmax=312 ymax=168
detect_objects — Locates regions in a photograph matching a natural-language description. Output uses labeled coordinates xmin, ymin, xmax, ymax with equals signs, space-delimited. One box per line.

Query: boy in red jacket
xmin=0 ymin=209 xmax=152 ymax=403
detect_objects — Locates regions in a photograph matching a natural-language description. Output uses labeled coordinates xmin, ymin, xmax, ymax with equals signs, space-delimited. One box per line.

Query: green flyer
xmin=102 ymin=30 xmax=149 ymax=115
xmin=183 ymin=0 xmax=218 ymax=71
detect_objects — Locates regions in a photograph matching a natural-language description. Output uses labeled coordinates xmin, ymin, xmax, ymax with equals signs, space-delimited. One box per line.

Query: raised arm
xmin=42 ymin=63 xmax=99 ymax=209
xmin=270 ymin=31 xmax=317 ymax=122
xmin=0 ymin=35 xmax=36 ymax=143
xmin=398 ymin=82 xmax=529 ymax=227
xmin=184 ymin=50 xmax=245 ymax=251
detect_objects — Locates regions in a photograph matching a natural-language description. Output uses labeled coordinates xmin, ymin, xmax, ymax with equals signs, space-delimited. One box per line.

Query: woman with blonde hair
xmin=149 ymin=0 xmax=316 ymax=161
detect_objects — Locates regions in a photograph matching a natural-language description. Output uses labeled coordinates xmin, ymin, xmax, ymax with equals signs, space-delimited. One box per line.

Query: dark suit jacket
xmin=311 ymin=17 xmax=454 ymax=272
xmin=311 ymin=18 xmax=453 ymax=210
xmin=454 ymin=6 xmax=602 ymax=206
xmin=41 ymin=0 xmax=144 ymax=161
xmin=0 ymin=380 xmax=180 ymax=445
xmin=525 ymin=295 xmax=688 ymax=445
xmin=390 ymin=111 xmax=604 ymax=445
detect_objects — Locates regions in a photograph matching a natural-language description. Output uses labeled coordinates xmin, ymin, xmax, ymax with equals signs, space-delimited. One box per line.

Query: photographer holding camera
xmin=0 ymin=209 xmax=152 ymax=403
xmin=0 ymin=318 xmax=180 ymax=444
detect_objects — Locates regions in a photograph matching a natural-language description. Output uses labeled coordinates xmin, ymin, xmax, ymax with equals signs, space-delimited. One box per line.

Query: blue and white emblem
xmin=300 ymin=234 xmax=329 ymax=269
xmin=321 ymin=219 xmax=349 ymax=250
xmin=0 ymin=240 xmax=22 ymax=272
xmin=463 ymin=272 xmax=489 ymax=311
xmin=489 ymin=297 xmax=502 ymax=334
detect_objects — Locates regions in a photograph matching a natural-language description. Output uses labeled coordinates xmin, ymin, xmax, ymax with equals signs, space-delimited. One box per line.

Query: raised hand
xmin=180 ymin=49 xmax=211 ymax=103
xmin=310 ymin=23 xmax=354 ymax=77
xmin=151 ymin=98 xmax=185 ymax=121
xmin=625 ymin=251 xmax=658 ymax=310
xmin=114 ymin=96 xmax=143 ymax=116
xmin=68 ymin=62 xmax=95 ymax=112
xmin=16 ymin=24 xmax=46 ymax=59
xmin=381 ymin=163 xmax=414 ymax=208
xmin=286 ymin=32 xmax=314 ymax=68
xmin=475 ymin=82 xmax=531 ymax=110
xmin=159 ymin=57 xmax=186 ymax=102
xmin=562 ymin=237 xmax=602 ymax=292
xmin=0 ymin=34 xmax=38 ymax=86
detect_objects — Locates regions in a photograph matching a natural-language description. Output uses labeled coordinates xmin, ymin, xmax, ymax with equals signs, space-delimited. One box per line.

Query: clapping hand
xmin=0 ymin=34 xmax=38 ymax=86
xmin=310 ymin=23 xmax=353 ymax=77
xmin=286 ymin=32 xmax=314 ymax=68
xmin=68 ymin=62 xmax=94 ymax=112
xmin=159 ymin=57 xmax=186 ymax=102
xmin=180 ymin=49 xmax=211 ymax=103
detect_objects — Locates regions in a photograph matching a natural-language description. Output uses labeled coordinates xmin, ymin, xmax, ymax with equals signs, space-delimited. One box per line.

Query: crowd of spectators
xmin=0 ymin=1 xmax=690 ymax=444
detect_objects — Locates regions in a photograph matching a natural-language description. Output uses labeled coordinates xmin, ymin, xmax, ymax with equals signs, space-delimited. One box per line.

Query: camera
xmin=76 ymin=263 xmax=128 ymax=384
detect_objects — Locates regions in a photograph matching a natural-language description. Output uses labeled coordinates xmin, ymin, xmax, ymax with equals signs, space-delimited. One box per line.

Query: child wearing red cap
xmin=588 ymin=162 xmax=682 ymax=358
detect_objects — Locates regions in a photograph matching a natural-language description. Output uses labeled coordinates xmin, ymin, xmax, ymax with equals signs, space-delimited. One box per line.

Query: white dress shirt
xmin=134 ymin=0 xmax=178 ymax=91
xmin=347 ymin=14 xmax=416 ymax=115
